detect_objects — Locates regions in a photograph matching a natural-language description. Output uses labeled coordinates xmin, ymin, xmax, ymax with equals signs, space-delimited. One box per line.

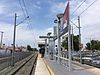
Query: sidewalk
xmin=34 ymin=54 xmax=50 ymax=75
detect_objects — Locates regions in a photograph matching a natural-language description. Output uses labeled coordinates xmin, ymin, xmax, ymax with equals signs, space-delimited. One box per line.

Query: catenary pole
xmin=12 ymin=13 xmax=17 ymax=66
xmin=0 ymin=32 xmax=4 ymax=48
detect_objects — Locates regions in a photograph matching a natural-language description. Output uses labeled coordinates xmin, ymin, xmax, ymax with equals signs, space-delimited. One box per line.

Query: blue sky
xmin=0 ymin=0 xmax=100 ymax=48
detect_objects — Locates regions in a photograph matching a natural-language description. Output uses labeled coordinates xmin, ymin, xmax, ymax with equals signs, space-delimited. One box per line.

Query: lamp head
xmin=57 ymin=13 xmax=64 ymax=20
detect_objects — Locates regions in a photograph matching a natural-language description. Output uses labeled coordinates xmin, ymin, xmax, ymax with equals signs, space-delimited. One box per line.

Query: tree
xmin=62 ymin=38 xmax=68 ymax=49
xmin=27 ymin=45 xmax=32 ymax=51
xmin=72 ymin=35 xmax=79 ymax=51
xmin=86 ymin=40 xmax=100 ymax=50
xmin=61 ymin=34 xmax=79 ymax=51
xmin=86 ymin=43 xmax=91 ymax=50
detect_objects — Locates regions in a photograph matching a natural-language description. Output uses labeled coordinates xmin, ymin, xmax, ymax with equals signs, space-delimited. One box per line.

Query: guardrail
xmin=8 ymin=53 xmax=38 ymax=75
xmin=54 ymin=55 xmax=87 ymax=68
xmin=0 ymin=52 xmax=32 ymax=71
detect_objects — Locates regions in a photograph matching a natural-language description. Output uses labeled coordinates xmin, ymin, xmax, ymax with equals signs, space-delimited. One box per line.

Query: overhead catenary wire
xmin=71 ymin=0 xmax=98 ymax=21
xmin=71 ymin=0 xmax=87 ymax=16
xmin=21 ymin=0 xmax=38 ymax=43
xmin=18 ymin=0 xmax=27 ymax=18
xmin=22 ymin=0 xmax=38 ymax=47
xmin=18 ymin=0 xmax=38 ymax=47
xmin=22 ymin=0 xmax=29 ymax=16
xmin=79 ymin=0 xmax=98 ymax=16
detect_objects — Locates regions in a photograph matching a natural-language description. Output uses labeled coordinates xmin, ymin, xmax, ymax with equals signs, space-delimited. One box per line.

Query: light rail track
xmin=10 ymin=53 xmax=38 ymax=75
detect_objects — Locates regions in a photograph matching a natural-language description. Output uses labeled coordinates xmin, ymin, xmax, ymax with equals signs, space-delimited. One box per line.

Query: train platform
xmin=35 ymin=54 xmax=100 ymax=75
xmin=34 ymin=54 xmax=51 ymax=75
xmin=1 ymin=53 xmax=99 ymax=75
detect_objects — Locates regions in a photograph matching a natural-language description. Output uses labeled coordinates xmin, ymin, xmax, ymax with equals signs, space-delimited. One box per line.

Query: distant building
xmin=6 ymin=46 xmax=27 ymax=52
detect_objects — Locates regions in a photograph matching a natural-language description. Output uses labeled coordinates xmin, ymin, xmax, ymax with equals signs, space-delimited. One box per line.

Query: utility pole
xmin=12 ymin=13 xmax=17 ymax=66
xmin=0 ymin=31 xmax=4 ymax=48
xmin=78 ymin=16 xmax=82 ymax=64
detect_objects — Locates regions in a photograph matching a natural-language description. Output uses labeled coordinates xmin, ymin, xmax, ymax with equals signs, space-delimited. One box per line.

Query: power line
xmin=19 ymin=0 xmax=32 ymax=29
xmin=18 ymin=0 xmax=39 ymax=47
xmin=18 ymin=0 xmax=27 ymax=18
xmin=79 ymin=0 xmax=98 ymax=16
xmin=22 ymin=0 xmax=38 ymax=46
xmin=72 ymin=0 xmax=98 ymax=21
xmin=22 ymin=0 xmax=29 ymax=16
xmin=71 ymin=0 xmax=87 ymax=16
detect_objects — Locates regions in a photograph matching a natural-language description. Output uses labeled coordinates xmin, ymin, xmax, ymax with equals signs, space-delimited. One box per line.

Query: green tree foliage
xmin=32 ymin=48 xmax=38 ymax=51
xmin=27 ymin=45 xmax=33 ymax=51
xmin=61 ymin=38 xmax=68 ymax=49
xmin=61 ymin=34 xmax=79 ymax=51
xmin=86 ymin=43 xmax=91 ymax=50
xmin=86 ymin=40 xmax=100 ymax=50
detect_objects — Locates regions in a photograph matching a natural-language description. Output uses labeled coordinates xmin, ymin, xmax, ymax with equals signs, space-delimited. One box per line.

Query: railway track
xmin=10 ymin=53 xmax=38 ymax=75
xmin=0 ymin=52 xmax=32 ymax=71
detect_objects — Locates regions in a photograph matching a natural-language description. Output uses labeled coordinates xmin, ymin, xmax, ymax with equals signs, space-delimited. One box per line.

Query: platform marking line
xmin=43 ymin=59 xmax=55 ymax=75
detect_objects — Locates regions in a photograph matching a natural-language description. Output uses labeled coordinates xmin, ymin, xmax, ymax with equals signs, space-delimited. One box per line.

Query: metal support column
xmin=78 ymin=16 xmax=82 ymax=64
xmin=0 ymin=32 xmax=4 ymax=48
xmin=45 ymin=39 xmax=47 ymax=55
xmin=57 ymin=20 xmax=61 ymax=63
xmin=12 ymin=13 xmax=17 ymax=66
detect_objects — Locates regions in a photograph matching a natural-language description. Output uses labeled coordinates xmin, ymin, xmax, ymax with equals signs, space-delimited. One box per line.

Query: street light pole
xmin=57 ymin=19 xmax=61 ymax=62
xmin=56 ymin=13 xmax=63 ymax=63
xmin=68 ymin=16 xmax=71 ymax=71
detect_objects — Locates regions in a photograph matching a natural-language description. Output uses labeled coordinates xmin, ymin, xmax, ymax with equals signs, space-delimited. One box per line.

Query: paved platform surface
xmin=45 ymin=55 xmax=100 ymax=75
xmin=34 ymin=54 xmax=50 ymax=75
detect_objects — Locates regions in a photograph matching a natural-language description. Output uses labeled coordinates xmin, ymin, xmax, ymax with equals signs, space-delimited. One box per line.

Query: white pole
xmin=45 ymin=39 xmax=47 ymax=55
xmin=57 ymin=20 xmax=61 ymax=63
xmin=72 ymin=26 xmax=74 ymax=51
xmin=68 ymin=1 xmax=72 ymax=71
xmin=68 ymin=24 xmax=71 ymax=71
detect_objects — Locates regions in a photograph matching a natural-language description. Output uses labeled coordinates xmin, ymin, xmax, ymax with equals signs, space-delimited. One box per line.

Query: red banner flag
xmin=63 ymin=2 xmax=69 ymax=24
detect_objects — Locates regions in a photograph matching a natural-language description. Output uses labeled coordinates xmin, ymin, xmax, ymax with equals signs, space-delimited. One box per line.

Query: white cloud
xmin=36 ymin=1 xmax=41 ymax=5
xmin=33 ymin=4 xmax=41 ymax=9
xmin=0 ymin=5 xmax=7 ymax=14
xmin=0 ymin=23 xmax=13 ymax=45
xmin=72 ymin=0 xmax=100 ymax=46
xmin=50 ymin=2 xmax=66 ymax=14
xmin=0 ymin=0 xmax=100 ymax=48
xmin=49 ymin=0 xmax=100 ymax=46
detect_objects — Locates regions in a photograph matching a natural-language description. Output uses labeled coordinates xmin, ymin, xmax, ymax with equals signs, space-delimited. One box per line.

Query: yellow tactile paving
xmin=43 ymin=59 xmax=55 ymax=75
